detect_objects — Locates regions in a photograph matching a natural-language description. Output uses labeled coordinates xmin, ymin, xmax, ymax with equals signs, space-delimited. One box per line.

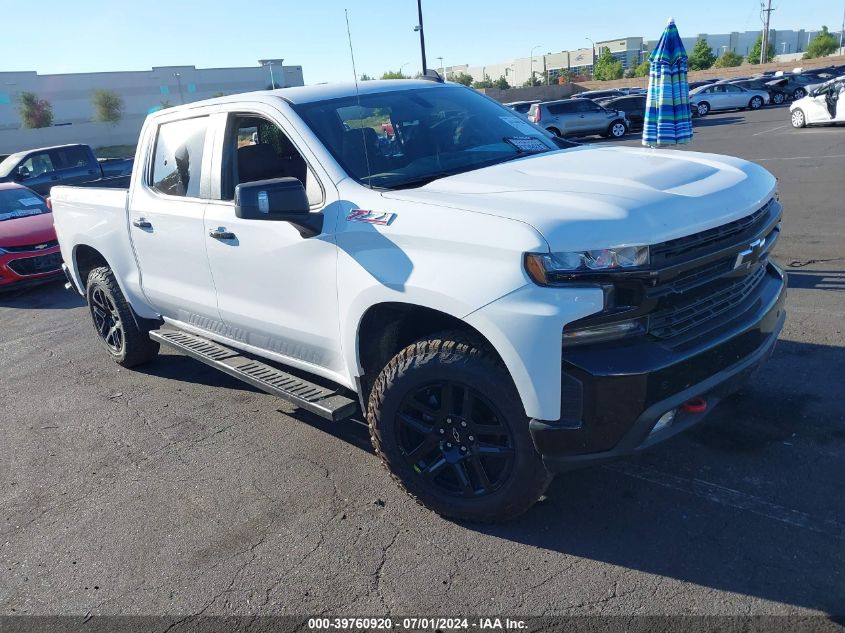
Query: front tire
xmin=772 ymin=92 xmax=785 ymax=105
xmin=749 ymin=96 xmax=763 ymax=110
xmin=793 ymin=87 xmax=806 ymax=100
xmin=608 ymin=120 xmax=628 ymax=138
xmin=791 ymin=108 xmax=806 ymax=128
xmin=696 ymin=102 xmax=710 ymax=116
xmin=86 ymin=267 xmax=159 ymax=367
xmin=546 ymin=127 xmax=562 ymax=137
xmin=367 ymin=333 xmax=552 ymax=522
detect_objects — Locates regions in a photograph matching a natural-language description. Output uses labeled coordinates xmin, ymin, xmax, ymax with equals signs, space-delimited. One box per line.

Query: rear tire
xmin=791 ymin=108 xmax=806 ymax=128
xmin=793 ymin=87 xmax=806 ymax=100
xmin=546 ymin=127 xmax=562 ymax=137
xmin=772 ymin=92 xmax=785 ymax=105
xmin=749 ymin=96 xmax=763 ymax=110
xmin=367 ymin=333 xmax=552 ymax=522
xmin=86 ymin=267 xmax=159 ymax=367
xmin=696 ymin=102 xmax=710 ymax=116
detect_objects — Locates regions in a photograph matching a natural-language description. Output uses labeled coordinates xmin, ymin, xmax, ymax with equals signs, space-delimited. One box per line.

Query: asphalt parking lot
xmin=1 ymin=105 xmax=844 ymax=623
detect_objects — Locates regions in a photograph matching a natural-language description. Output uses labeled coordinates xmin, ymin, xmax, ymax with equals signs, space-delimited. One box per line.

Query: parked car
xmin=0 ymin=144 xmax=133 ymax=196
xmin=790 ymin=76 xmax=845 ymax=128
xmin=528 ymin=99 xmax=630 ymax=138
xmin=725 ymin=78 xmax=788 ymax=105
xmin=596 ymin=94 xmax=647 ymax=129
xmin=764 ymin=74 xmax=822 ymax=101
xmin=0 ymin=183 xmax=63 ymax=291
xmin=572 ymin=89 xmax=626 ymax=101
xmin=52 ymin=80 xmax=785 ymax=522
xmin=689 ymin=83 xmax=770 ymax=115
xmin=504 ymin=100 xmax=540 ymax=114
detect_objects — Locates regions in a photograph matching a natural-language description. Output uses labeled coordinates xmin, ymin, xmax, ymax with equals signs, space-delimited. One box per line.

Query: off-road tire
xmin=86 ymin=266 xmax=159 ymax=367
xmin=367 ymin=332 xmax=552 ymax=522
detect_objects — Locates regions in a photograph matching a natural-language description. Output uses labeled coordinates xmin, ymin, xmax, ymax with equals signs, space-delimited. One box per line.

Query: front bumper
xmin=532 ymin=262 xmax=786 ymax=472
xmin=0 ymin=246 xmax=64 ymax=290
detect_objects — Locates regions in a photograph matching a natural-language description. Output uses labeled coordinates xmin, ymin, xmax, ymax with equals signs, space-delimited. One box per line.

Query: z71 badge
xmin=346 ymin=209 xmax=396 ymax=226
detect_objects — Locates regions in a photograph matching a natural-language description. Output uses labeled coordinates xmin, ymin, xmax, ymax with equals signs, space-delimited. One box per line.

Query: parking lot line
xmin=753 ymin=124 xmax=789 ymax=136
xmin=606 ymin=462 xmax=845 ymax=541
xmin=752 ymin=154 xmax=845 ymax=161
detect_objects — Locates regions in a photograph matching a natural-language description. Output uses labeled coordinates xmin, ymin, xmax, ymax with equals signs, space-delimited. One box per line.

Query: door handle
xmin=209 ymin=228 xmax=236 ymax=240
xmin=132 ymin=218 xmax=152 ymax=229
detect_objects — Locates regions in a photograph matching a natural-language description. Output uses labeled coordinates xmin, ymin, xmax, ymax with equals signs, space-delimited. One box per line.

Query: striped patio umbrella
xmin=642 ymin=18 xmax=693 ymax=146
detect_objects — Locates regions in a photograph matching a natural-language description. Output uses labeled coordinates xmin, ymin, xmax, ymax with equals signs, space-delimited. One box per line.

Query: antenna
xmin=345 ymin=9 xmax=373 ymax=189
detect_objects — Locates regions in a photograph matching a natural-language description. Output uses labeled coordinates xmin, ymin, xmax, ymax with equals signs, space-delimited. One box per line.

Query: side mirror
xmin=234 ymin=177 xmax=322 ymax=238
xmin=15 ymin=166 xmax=30 ymax=181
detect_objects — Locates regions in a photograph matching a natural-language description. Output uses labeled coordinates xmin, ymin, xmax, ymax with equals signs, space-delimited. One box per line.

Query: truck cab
xmin=51 ymin=81 xmax=786 ymax=522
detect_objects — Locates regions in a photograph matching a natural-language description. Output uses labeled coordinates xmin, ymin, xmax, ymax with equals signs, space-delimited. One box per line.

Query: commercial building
xmin=0 ymin=62 xmax=304 ymax=153
xmin=444 ymin=27 xmax=842 ymax=88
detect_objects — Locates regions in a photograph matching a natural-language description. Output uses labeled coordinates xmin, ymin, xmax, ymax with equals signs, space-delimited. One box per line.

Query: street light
xmin=259 ymin=58 xmax=284 ymax=89
xmin=530 ymin=44 xmax=542 ymax=85
xmin=437 ymin=56 xmax=444 ymax=78
xmin=173 ymin=72 xmax=184 ymax=104
xmin=585 ymin=37 xmax=596 ymax=77
xmin=400 ymin=62 xmax=411 ymax=77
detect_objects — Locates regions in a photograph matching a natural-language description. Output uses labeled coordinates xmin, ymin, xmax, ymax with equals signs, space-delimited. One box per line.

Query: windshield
xmin=0 ymin=152 xmax=27 ymax=178
xmin=0 ymin=188 xmax=49 ymax=221
xmin=292 ymin=85 xmax=557 ymax=189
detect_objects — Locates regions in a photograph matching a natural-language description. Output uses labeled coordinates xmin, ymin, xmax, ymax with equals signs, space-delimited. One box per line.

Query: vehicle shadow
xmin=0 ymin=279 xmax=85 ymax=310
xmin=463 ymin=338 xmax=845 ymax=615
xmin=786 ymin=268 xmax=845 ymax=291
xmin=692 ymin=115 xmax=746 ymax=127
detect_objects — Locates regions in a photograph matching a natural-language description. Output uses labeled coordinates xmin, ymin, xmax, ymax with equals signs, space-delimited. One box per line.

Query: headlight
xmin=525 ymin=246 xmax=649 ymax=285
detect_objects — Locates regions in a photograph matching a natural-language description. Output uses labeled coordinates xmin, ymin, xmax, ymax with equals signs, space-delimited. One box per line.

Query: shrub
xmin=18 ymin=92 xmax=53 ymax=129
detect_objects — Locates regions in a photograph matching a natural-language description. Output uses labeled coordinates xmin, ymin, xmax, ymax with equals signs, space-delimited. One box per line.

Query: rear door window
xmin=548 ymin=102 xmax=574 ymax=115
xmin=150 ymin=117 xmax=209 ymax=198
xmin=53 ymin=146 xmax=93 ymax=170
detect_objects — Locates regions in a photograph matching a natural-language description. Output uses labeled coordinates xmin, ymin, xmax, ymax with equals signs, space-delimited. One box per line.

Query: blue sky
xmin=3 ymin=0 xmax=840 ymax=82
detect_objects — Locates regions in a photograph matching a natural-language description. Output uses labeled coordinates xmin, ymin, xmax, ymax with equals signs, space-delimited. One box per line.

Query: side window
xmin=224 ymin=115 xmax=322 ymax=206
xmin=21 ymin=152 xmax=54 ymax=176
xmin=54 ymin=146 xmax=93 ymax=170
xmin=548 ymin=102 xmax=572 ymax=115
xmin=151 ymin=117 xmax=208 ymax=198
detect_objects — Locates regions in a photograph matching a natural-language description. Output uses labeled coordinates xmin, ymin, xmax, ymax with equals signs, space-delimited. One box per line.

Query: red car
xmin=0 ymin=182 xmax=63 ymax=290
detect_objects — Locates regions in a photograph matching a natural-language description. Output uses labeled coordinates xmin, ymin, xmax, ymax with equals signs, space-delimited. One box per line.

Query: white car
xmin=690 ymin=83 xmax=771 ymax=115
xmin=790 ymin=76 xmax=845 ymax=128
xmin=51 ymin=80 xmax=786 ymax=521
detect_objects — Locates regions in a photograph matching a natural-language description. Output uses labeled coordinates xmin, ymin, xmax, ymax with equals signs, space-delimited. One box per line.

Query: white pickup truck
xmin=52 ymin=79 xmax=786 ymax=521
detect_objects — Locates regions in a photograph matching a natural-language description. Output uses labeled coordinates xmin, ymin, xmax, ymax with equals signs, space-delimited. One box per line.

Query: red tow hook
xmin=681 ymin=397 xmax=708 ymax=413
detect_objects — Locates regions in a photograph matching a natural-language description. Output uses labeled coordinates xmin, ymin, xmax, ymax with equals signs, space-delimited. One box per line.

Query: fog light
xmin=651 ymin=409 xmax=676 ymax=435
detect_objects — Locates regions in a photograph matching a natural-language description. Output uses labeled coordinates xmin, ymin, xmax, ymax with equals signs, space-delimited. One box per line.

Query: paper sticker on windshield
xmin=347 ymin=209 xmax=396 ymax=226
xmin=499 ymin=115 xmax=540 ymax=136
xmin=505 ymin=136 xmax=550 ymax=153
xmin=18 ymin=197 xmax=43 ymax=207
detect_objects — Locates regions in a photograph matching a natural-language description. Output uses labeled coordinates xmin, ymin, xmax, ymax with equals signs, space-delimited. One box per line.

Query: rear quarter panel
xmin=51 ymin=186 xmax=158 ymax=318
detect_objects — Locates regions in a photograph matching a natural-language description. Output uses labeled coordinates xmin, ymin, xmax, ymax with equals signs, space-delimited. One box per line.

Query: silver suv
xmin=528 ymin=99 xmax=630 ymax=139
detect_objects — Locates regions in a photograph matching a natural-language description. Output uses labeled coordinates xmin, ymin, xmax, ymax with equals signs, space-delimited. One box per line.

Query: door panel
xmin=129 ymin=115 xmax=222 ymax=325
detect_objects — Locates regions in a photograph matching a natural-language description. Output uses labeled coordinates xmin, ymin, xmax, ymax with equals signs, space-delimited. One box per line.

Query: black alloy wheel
xmin=90 ymin=285 xmax=124 ymax=353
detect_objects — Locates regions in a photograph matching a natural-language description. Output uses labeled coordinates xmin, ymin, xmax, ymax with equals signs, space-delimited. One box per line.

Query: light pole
xmin=437 ymin=56 xmax=444 ymax=78
xmin=585 ymin=37 xmax=596 ymax=77
xmin=840 ymin=2 xmax=844 ymax=50
xmin=173 ymin=72 xmax=184 ymax=104
xmin=781 ymin=41 xmax=787 ymax=55
xmin=399 ymin=62 xmax=411 ymax=77
xmin=259 ymin=58 xmax=284 ymax=89
xmin=413 ymin=0 xmax=428 ymax=74
xmin=530 ymin=44 xmax=542 ymax=85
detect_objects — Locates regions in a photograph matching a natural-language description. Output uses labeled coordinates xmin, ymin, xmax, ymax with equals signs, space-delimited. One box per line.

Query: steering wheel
xmin=453 ymin=115 xmax=486 ymax=148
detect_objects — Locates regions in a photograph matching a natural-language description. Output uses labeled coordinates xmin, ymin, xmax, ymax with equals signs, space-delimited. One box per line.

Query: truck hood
xmin=381 ymin=146 xmax=776 ymax=251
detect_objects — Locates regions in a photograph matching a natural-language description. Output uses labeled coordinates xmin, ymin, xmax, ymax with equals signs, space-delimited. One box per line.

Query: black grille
xmin=7 ymin=252 xmax=63 ymax=276
xmin=650 ymin=265 xmax=767 ymax=340
xmin=651 ymin=199 xmax=774 ymax=265
xmin=0 ymin=240 xmax=59 ymax=253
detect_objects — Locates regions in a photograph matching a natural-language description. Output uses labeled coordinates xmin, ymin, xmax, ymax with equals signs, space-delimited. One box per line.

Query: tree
xmin=494 ymin=75 xmax=511 ymax=90
xmin=92 ymin=89 xmax=124 ymax=124
xmin=714 ymin=50 xmax=744 ymax=68
xmin=522 ymin=73 xmax=542 ymax=87
xmin=632 ymin=59 xmax=650 ymax=77
xmin=359 ymin=73 xmax=374 ymax=81
xmin=689 ymin=38 xmax=716 ymax=70
xmin=211 ymin=92 xmax=226 ymax=98
xmin=450 ymin=72 xmax=473 ymax=86
xmin=804 ymin=26 xmax=838 ymax=59
xmin=747 ymin=33 xmax=775 ymax=64
xmin=380 ymin=70 xmax=409 ymax=79
xmin=593 ymin=47 xmax=624 ymax=80
xmin=159 ymin=100 xmax=173 ymax=109
xmin=17 ymin=92 xmax=53 ymax=129
xmin=472 ymin=74 xmax=494 ymax=89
